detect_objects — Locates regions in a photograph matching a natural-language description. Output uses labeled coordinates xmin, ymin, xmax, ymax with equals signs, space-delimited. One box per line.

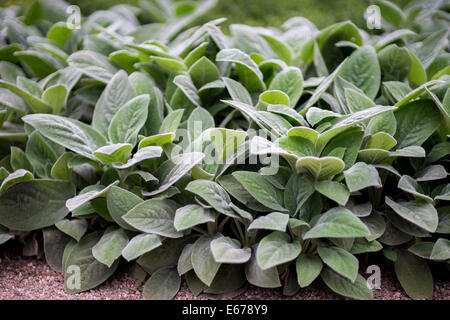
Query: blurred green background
xmin=2 ymin=0 xmax=412 ymax=29
xmin=67 ymin=0 xmax=411 ymax=29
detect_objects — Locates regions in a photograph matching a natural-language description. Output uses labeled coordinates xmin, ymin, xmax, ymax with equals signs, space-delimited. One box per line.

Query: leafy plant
xmin=0 ymin=0 xmax=448 ymax=300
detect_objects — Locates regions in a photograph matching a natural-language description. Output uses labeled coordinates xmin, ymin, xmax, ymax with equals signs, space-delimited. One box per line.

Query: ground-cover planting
xmin=0 ymin=0 xmax=449 ymax=300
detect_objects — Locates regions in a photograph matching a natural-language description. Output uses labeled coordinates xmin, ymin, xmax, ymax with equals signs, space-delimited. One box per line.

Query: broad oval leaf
xmin=23 ymin=114 xmax=107 ymax=161
xmin=64 ymin=231 xmax=119 ymax=294
xmin=0 ymin=180 xmax=75 ymax=231
xmin=143 ymin=267 xmax=181 ymax=300
xmin=92 ymin=228 xmax=129 ymax=267
xmin=256 ymin=231 xmax=301 ymax=270
xmin=385 ymin=196 xmax=438 ymax=233
xmin=304 ymin=207 xmax=370 ymax=239
xmin=210 ymin=236 xmax=251 ymax=264
xmin=123 ymin=199 xmax=183 ymax=238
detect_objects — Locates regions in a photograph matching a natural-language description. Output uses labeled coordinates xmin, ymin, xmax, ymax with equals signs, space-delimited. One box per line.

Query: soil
xmin=0 ymin=242 xmax=448 ymax=300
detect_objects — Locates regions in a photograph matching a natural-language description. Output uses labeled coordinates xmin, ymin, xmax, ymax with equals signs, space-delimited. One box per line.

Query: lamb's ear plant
xmin=0 ymin=0 xmax=448 ymax=300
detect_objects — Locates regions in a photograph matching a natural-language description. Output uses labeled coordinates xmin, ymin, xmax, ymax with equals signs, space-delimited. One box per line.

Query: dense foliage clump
xmin=0 ymin=0 xmax=448 ymax=300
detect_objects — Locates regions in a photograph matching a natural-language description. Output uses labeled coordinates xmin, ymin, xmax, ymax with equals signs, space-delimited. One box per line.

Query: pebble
xmin=0 ymin=245 xmax=448 ymax=300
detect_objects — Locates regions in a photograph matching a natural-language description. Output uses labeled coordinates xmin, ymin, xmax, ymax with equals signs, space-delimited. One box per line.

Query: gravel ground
xmin=0 ymin=243 xmax=448 ymax=300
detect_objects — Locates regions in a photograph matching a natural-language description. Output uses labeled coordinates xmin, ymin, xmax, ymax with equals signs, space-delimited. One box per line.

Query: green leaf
xmin=144 ymin=152 xmax=205 ymax=196
xmin=150 ymin=56 xmax=187 ymax=72
xmin=15 ymin=50 xmax=61 ymax=78
xmin=415 ymin=165 xmax=448 ymax=182
xmin=366 ymin=132 xmax=396 ymax=150
xmin=216 ymin=48 xmax=265 ymax=92
xmin=256 ymin=231 xmax=301 ymax=270
xmin=314 ymin=180 xmax=349 ymax=206
xmin=415 ymin=29 xmax=449 ymax=68
xmin=185 ymin=180 xmax=235 ymax=217
xmin=247 ymin=212 xmax=290 ymax=232
xmin=92 ymin=70 xmax=136 ymax=137
xmin=64 ymin=231 xmax=119 ymax=294
xmin=0 ymin=225 xmax=14 ymax=245
xmin=269 ymin=67 xmax=303 ymax=107
xmin=92 ymin=228 xmax=129 ymax=267
xmin=123 ymin=199 xmax=182 ymax=238
xmin=0 ymin=88 xmax=27 ymax=115
xmin=0 ymin=80 xmax=51 ymax=113
xmin=106 ymin=186 xmax=142 ymax=231
xmin=344 ymin=88 xmax=376 ymax=113
xmin=385 ymin=197 xmax=438 ymax=233
xmin=394 ymin=100 xmax=442 ymax=149
xmin=361 ymin=211 xmax=386 ymax=241
xmin=0 ymin=180 xmax=74 ymax=231
xmin=304 ymin=207 xmax=370 ymax=239
xmin=188 ymin=57 xmax=219 ymax=88
xmin=245 ymin=245 xmax=281 ymax=288
xmin=408 ymin=242 xmax=434 ymax=259
xmin=187 ymin=107 xmax=215 ymax=141
xmin=94 ymin=144 xmax=132 ymax=166
xmin=51 ymin=152 xmax=74 ymax=180
xmin=112 ymin=146 xmax=162 ymax=169
xmin=430 ymin=238 xmax=450 ymax=261
xmin=256 ymin=90 xmax=290 ymax=111
xmin=42 ymin=84 xmax=68 ymax=114
xmin=67 ymin=50 xmax=118 ymax=83
xmin=23 ymin=114 xmax=107 ymax=161
xmin=321 ymin=268 xmax=373 ymax=300
xmin=0 ymin=169 xmax=33 ymax=194
xmin=276 ymin=136 xmax=315 ymax=157
xmin=374 ymin=0 xmax=405 ymax=27
xmin=139 ymin=133 xmax=176 ymax=149
xmin=55 ymin=219 xmax=87 ymax=242
xmin=365 ymin=111 xmax=397 ymax=136
xmin=25 ymin=131 xmax=58 ymax=178
xmin=344 ymin=162 xmax=382 ymax=192
xmin=295 ymin=156 xmax=345 ymax=180
xmin=108 ymin=95 xmax=149 ymax=145
xmin=316 ymin=105 xmax=397 ymax=152
xmin=261 ymin=34 xmax=293 ymax=64
xmin=47 ymin=22 xmax=73 ymax=45
xmin=299 ymin=58 xmax=347 ymax=114
xmin=174 ymin=204 xmax=216 ymax=231
xmin=284 ymin=173 xmax=315 ymax=216
xmin=191 ymin=235 xmax=221 ymax=286
xmin=178 ymin=244 xmax=194 ymax=276
xmin=137 ymin=237 xmax=193 ymax=274
xmin=173 ymin=74 xmax=201 ymax=107
xmin=143 ymin=267 xmax=181 ymax=300
xmin=232 ymin=171 xmax=286 ymax=212
xmin=222 ymin=77 xmax=253 ymax=105
xmin=378 ymin=44 xmax=412 ymax=81
xmin=207 ymin=128 xmax=247 ymax=162
xmin=43 ymin=227 xmax=70 ymax=272
xmin=407 ymin=51 xmax=427 ymax=87
xmin=398 ymin=175 xmax=433 ymax=202
xmin=394 ymin=249 xmax=433 ymax=300
xmin=0 ymin=61 xmax=25 ymax=83
xmin=351 ymin=238 xmax=382 ymax=254
xmin=159 ymin=109 xmax=185 ymax=134
xmin=436 ymin=207 xmax=450 ymax=234
xmin=210 ymin=236 xmax=251 ymax=264
xmin=219 ymin=175 xmax=271 ymax=212
xmin=383 ymin=81 xmax=411 ymax=103
xmin=122 ymin=234 xmax=162 ymax=261
xmin=322 ymin=127 xmax=364 ymax=169
xmin=340 ymin=46 xmax=380 ymax=99
xmin=318 ymin=246 xmax=358 ymax=282
xmin=66 ymin=182 xmax=118 ymax=212
xmin=296 ymin=254 xmax=323 ymax=288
